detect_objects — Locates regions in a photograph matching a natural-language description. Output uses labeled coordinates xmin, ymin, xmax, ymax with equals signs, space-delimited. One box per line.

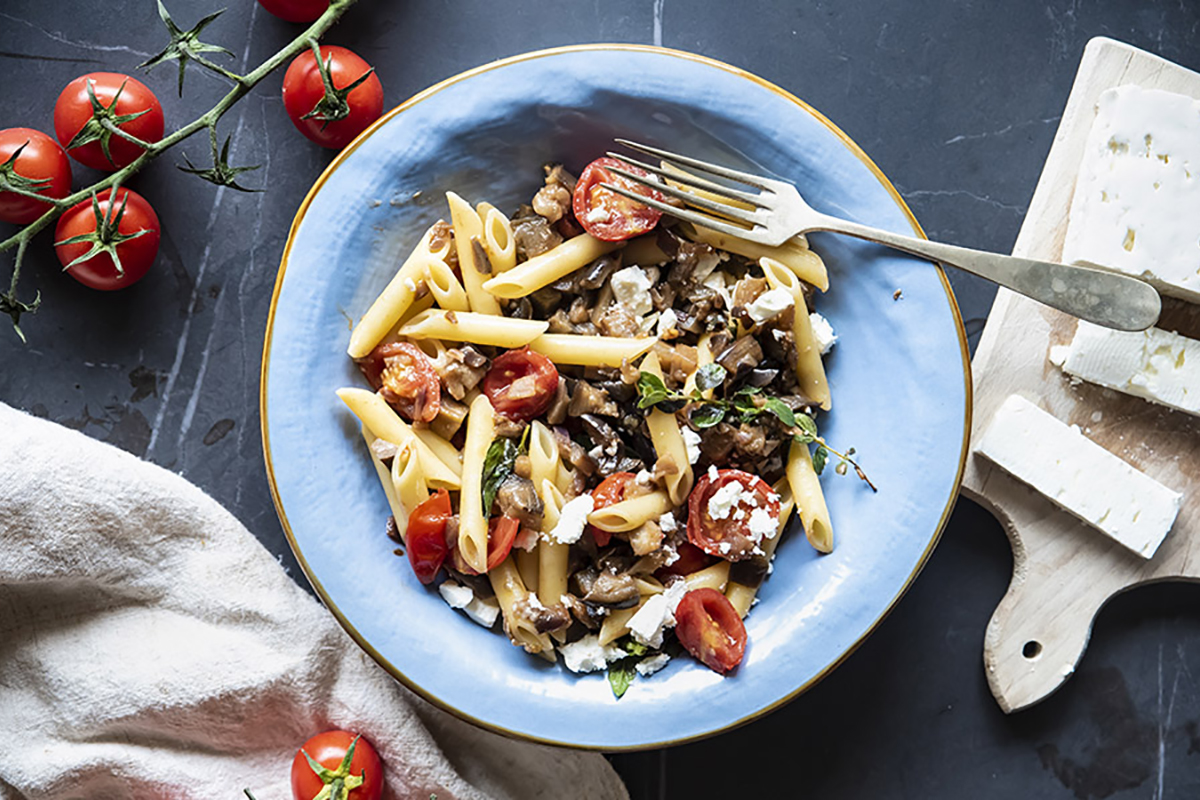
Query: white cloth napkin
xmin=0 ymin=403 xmax=628 ymax=800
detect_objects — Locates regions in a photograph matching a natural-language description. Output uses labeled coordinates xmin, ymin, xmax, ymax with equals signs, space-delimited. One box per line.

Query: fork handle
xmin=812 ymin=215 xmax=1161 ymax=331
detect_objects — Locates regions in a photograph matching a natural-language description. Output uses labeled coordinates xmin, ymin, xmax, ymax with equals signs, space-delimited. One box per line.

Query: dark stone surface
xmin=2 ymin=0 xmax=1200 ymax=797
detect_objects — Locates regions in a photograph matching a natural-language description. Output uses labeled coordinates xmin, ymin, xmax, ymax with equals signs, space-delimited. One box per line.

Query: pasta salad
xmin=339 ymin=155 xmax=868 ymax=696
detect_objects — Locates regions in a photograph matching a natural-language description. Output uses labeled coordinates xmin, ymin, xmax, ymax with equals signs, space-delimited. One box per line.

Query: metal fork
xmin=601 ymin=139 xmax=1161 ymax=332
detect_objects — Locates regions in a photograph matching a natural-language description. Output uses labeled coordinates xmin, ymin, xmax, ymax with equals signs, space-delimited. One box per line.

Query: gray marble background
xmin=2 ymin=0 xmax=1200 ymax=797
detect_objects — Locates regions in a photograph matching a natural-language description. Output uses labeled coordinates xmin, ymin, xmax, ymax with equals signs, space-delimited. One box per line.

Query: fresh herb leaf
xmin=694 ymin=363 xmax=727 ymax=392
xmin=763 ymin=397 xmax=796 ymax=428
xmin=794 ymin=413 xmax=819 ymax=443
xmin=607 ymin=660 xmax=636 ymax=699
xmin=690 ymin=403 xmax=726 ymax=429
xmin=636 ymin=371 xmax=670 ymax=409
xmin=811 ymin=444 xmax=828 ymax=474
xmin=481 ymin=438 xmax=520 ymax=514
xmin=733 ymin=385 xmax=762 ymax=398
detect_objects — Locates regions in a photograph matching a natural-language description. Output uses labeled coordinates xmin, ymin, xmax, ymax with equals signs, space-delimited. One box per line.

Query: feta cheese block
xmin=1061 ymin=86 xmax=1200 ymax=302
xmin=1052 ymin=321 xmax=1200 ymax=417
xmin=977 ymin=394 xmax=1181 ymax=558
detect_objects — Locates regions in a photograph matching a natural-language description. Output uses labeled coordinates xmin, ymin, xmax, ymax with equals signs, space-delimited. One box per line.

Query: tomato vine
xmin=0 ymin=0 xmax=359 ymax=341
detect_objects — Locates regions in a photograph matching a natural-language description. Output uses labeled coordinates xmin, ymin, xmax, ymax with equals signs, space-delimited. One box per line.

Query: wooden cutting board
xmin=960 ymin=37 xmax=1200 ymax=714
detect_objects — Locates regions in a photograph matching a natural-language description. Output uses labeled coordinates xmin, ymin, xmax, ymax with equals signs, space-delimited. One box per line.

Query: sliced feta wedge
xmin=1054 ymin=321 xmax=1200 ymax=417
xmin=1062 ymin=86 xmax=1200 ymax=302
xmin=977 ymin=395 xmax=1181 ymax=559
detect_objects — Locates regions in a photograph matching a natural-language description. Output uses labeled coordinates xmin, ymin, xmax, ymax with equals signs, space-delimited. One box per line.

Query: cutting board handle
xmin=966 ymin=465 xmax=1138 ymax=712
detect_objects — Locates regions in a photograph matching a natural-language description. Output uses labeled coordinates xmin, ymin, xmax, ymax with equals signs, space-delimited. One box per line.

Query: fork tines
xmin=602 ymin=139 xmax=776 ymax=243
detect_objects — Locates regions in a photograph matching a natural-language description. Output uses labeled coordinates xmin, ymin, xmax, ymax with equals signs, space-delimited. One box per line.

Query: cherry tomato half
xmin=572 ymin=156 xmax=664 ymax=242
xmin=0 ymin=128 xmax=71 ymax=224
xmin=448 ymin=516 xmax=520 ymax=576
xmin=282 ymin=45 xmax=383 ymax=150
xmin=686 ymin=469 xmax=780 ymax=562
xmin=291 ymin=730 xmax=383 ymax=800
xmin=407 ymin=489 xmax=450 ymax=584
xmin=54 ymin=187 xmax=160 ymax=291
xmin=481 ymin=347 xmax=559 ymax=421
xmin=54 ymin=73 xmax=163 ymax=171
xmin=674 ymin=587 xmax=747 ymax=673
xmin=359 ymin=342 xmax=440 ymax=423
xmin=258 ymin=0 xmax=329 ymax=22
xmin=486 ymin=516 xmax=520 ymax=572
xmin=588 ymin=472 xmax=637 ymax=548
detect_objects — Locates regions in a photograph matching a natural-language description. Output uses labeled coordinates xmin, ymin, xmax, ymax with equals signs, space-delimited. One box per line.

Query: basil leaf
xmin=607 ymin=660 xmax=636 ymax=699
xmin=481 ymin=438 xmax=520 ymax=515
xmin=637 ymin=371 xmax=669 ymax=409
xmin=695 ymin=363 xmax=727 ymax=392
xmin=763 ymin=397 xmax=796 ymax=428
xmin=690 ymin=403 xmax=726 ymax=429
xmin=811 ymin=444 xmax=828 ymax=475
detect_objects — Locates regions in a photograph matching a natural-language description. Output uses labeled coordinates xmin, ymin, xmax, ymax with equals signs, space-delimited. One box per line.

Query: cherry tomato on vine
xmin=54 ymin=187 xmax=160 ymax=291
xmin=54 ymin=73 xmax=164 ymax=171
xmin=674 ymin=587 xmax=747 ymax=673
xmin=481 ymin=347 xmax=559 ymax=421
xmin=282 ymin=45 xmax=383 ymax=150
xmin=291 ymin=730 xmax=383 ymax=800
xmin=0 ymin=129 xmax=72 ymax=225
xmin=572 ymin=157 xmax=664 ymax=241
xmin=258 ymin=0 xmax=329 ymax=23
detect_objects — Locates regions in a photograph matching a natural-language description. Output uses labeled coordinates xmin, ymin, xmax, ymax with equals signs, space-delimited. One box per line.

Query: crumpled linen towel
xmin=0 ymin=403 xmax=628 ymax=800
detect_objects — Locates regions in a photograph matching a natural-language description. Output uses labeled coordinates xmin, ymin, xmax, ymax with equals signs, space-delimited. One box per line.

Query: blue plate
xmin=262 ymin=45 xmax=970 ymax=750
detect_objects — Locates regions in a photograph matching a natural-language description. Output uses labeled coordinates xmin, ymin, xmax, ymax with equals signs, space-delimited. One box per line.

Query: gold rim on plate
xmin=260 ymin=43 xmax=973 ymax=751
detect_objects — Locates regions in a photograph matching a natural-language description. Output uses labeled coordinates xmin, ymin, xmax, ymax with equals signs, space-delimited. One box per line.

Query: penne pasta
xmin=391 ymin=439 xmax=430 ymax=520
xmin=681 ymin=561 xmax=731 ymax=593
xmin=681 ymin=332 xmax=715 ymax=398
xmin=489 ymin=556 xmax=556 ymax=658
xmin=360 ymin=424 xmax=408 ymax=536
xmin=458 ymin=394 xmax=496 ymax=573
xmin=529 ymin=333 xmax=656 ymax=368
xmin=685 ymin=223 xmax=829 ymax=292
xmin=477 ymin=202 xmax=518 ymax=273
xmin=482 ymin=233 xmax=621 ymax=298
xmin=412 ymin=426 xmax=463 ymax=479
xmin=588 ymin=490 xmax=674 ymax=533
xmin=337 ymin=388 xmax=460 ymax=489
xmin=347 ymin=223 xmax=450 ymax=358
xmin=761 ymin=257 xmax=831 ymax=410
xmin=599 ymin=604 xmax=639 ymax=646
xmin=447 ymin=192 xmax=502 ymax=315
xmin=787 ymin=437 xmax=832 ymax=553
xmin=425 ymin=257 xmax=471 ymax=312
xmin=516 ymin=547 xmax=540 ymax=591
xmin=398 ymin=309 xmax=549 ymax=348
xmin=640 ymin=351 xmax=695 ymax=506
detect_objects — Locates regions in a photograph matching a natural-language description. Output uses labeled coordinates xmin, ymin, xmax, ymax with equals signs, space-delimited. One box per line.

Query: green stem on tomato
xmin=99 ymin=118 xmax=155 ymax=151
xmin=0 ymin=0 xmax=359 ymax=325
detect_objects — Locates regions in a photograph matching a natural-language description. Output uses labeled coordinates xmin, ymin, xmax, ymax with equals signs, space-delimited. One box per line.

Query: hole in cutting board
xmin=1023 ymin=640 xmax=1043 ymax=660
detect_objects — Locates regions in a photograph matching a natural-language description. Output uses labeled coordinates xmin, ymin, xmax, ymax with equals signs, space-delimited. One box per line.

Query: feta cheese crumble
xmin=657 ymin=308 xmax=679 ymax=338
xmin=635 ymin=653 xmax=672 ymax=677
xmin=681 ymin=426 xmax=702 ymax=465
xmin=746 ymin=287 xmax=794 ymax=323
xmin=611 ymin=266 xmax=655 ymax=316
xmin=810 ymin=311 xmax=837 ymax=355
xmin=626 ymin=581 xmax=689 ymax=648
xmin=707 ymin=480 xmax=757 ymax=521
xmin=559 ymin=633 xmax=623 ymax=673
xmin=748 ymin=506 xmax=778 ymax=540
xmin=438 ymin=580 xmax=500 ymax=628
xmin=658 ymin=511 xmax=677 ymax=533
xmin=546 ymin=494 xmax=595 ymax=544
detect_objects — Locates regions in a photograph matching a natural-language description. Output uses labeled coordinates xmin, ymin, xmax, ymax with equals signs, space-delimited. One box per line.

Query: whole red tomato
xmin=291 ymin=730 xmax=384 ymax=800
xmin=54 ymin=73 xmax=164 ymax=171
xmin=258 ymin=0 xmax=329 ymax=22
xmin=282 ymin=45 xmax=383 ymax=150
xmin=0 ymin=128 xmax=72 ymax=224
xmin=54 ymin=187 xmax=160 ymax=291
